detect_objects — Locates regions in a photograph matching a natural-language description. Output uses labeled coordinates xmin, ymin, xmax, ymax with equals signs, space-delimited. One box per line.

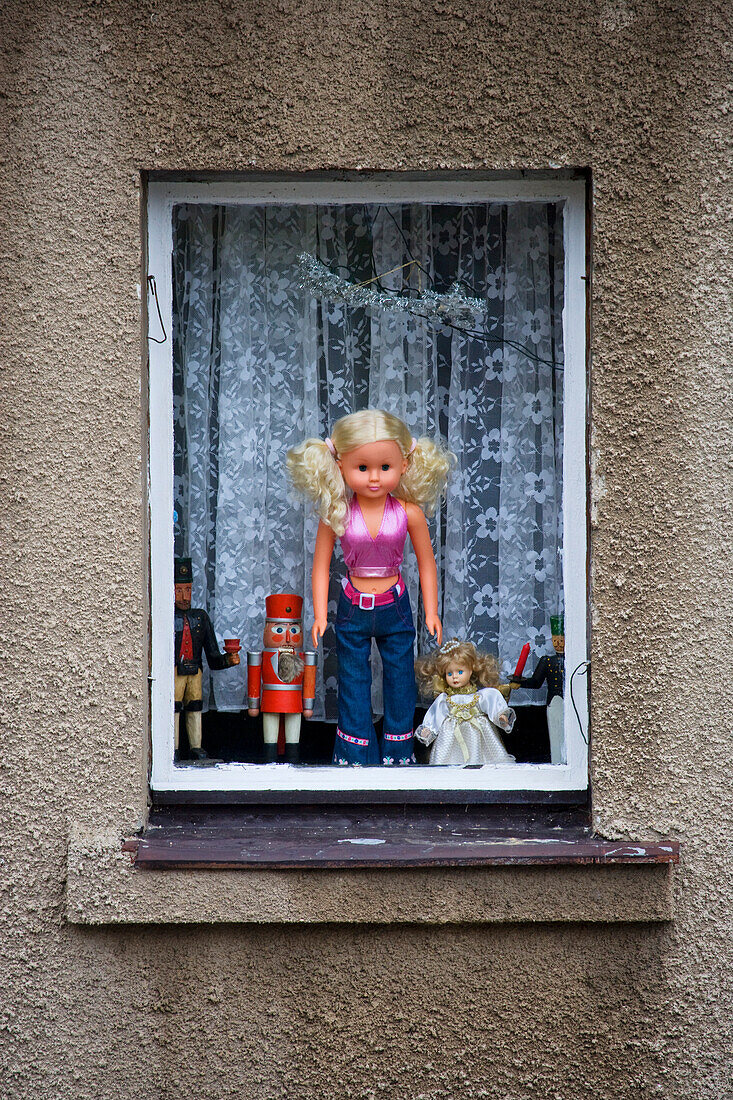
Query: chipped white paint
xmin=337 ymin=838 xmax=387 ymax=846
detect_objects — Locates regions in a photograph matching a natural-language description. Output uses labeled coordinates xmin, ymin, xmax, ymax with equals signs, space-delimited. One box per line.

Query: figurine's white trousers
xmin=262 ymin=712 xmax=301 ymax=745
xmin=174 ymin=710 xmax=202 ymax=750
xmin=547 ymin=696 xmax=565 ymax=765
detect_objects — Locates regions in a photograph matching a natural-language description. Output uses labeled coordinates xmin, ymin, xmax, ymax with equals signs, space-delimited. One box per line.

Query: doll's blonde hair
xmin=415 ymin=639 xmax=501 ymax=699
xmin=287 ymin=409 xmax=455 ymax=536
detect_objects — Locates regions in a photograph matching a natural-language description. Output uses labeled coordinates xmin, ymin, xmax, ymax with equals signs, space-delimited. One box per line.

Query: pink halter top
xmin=340 ymin=494 xmax=408 ymax=578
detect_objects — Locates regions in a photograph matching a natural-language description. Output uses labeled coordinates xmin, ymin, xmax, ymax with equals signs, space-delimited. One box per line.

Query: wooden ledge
xmin=128 ymin=806 xmax=679 ymax=870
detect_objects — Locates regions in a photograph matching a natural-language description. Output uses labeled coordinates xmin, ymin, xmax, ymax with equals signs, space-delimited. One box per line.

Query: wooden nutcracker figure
xmin=174 ymin=557 xmax=240 ymax=763
xmin=247 ymin=594 xmax=316 ymax=764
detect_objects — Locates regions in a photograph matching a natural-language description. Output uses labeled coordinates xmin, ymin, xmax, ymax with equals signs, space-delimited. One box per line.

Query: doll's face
xmin=264 ymin=620 xmax=303 ymax=650
xmin=337 ymin=440 xmax=407 ymax=501
xmin=445 ymin=663 xmax=473 ymax=689
xmin=552 ymin=634 xmax=565 ymax=655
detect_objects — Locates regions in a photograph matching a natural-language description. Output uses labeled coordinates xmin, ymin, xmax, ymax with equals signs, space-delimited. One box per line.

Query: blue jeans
xmin=333 ymin=584 xmax=417 ymax=766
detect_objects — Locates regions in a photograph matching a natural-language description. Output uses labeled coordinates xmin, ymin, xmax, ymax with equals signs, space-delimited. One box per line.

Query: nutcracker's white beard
xmin=277 ymin=649 xmax=304 ymax=683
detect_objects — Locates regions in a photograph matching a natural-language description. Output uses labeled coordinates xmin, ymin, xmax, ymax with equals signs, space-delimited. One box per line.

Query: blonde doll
xmin=415 ymin=638 xmax=516 ymax=766
xmin=287 ymin=409 xmax=454 ymax=766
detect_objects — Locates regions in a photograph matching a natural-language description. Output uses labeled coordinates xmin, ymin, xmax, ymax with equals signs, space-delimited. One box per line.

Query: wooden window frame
xmin=145 ymin=172 xmax=589 ymax=804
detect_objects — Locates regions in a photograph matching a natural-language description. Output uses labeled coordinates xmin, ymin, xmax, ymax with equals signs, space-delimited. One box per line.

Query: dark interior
xmin=176 ymin=703 xmax=552 ymax=766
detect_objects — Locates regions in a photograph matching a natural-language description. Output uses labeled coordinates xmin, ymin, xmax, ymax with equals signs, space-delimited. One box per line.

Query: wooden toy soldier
xmin=510 ymin=613 xmax=565 ymax=764
xmin=247 ymin=594 xmax=317 ymax=764
xmin=174 ymin=557 xmax=240 ymax=763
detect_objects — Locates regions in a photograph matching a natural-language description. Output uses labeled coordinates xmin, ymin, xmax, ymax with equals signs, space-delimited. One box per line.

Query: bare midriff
xmin=348 ymin=573 xmax=400 ymax=595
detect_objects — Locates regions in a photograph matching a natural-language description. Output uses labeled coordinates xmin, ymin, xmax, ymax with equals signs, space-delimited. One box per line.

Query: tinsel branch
xmin=296 ymin=253 xmax=486 ymax=327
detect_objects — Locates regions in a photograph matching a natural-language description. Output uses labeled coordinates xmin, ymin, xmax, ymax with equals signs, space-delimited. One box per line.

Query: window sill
xmin=66 ymin=808 xmax=678 ymax=925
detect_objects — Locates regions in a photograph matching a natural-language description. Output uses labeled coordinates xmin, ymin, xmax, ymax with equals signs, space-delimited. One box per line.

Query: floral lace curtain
xmin=172 ymin=201 xmax=564 ymax=718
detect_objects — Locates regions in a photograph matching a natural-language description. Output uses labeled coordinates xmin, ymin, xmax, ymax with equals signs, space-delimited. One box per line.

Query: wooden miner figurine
xmin=510 ymin=614 xmax=566 ymax=764
xmin=174 ymin=557 xmax=240 ymax=763
xmin=247 ymin=594 xmax=316 ymax=764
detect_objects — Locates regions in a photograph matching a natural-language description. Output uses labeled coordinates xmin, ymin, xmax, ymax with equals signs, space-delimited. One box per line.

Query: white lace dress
xmin=415 ymin=687 xmax=516 ymax=766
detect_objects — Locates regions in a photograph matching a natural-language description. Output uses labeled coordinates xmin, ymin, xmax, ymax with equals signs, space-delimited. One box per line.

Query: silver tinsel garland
xmin=296 ymin=253 xmax=486 ymax=327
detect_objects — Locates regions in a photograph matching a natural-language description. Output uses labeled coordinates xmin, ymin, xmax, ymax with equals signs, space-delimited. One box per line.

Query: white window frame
xmin=147 ymin=175 xmax=588 ymax=798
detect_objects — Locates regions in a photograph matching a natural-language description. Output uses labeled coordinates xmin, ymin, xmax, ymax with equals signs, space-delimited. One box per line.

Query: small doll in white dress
xmin=414 ymin=638 xmax=516 ymax=766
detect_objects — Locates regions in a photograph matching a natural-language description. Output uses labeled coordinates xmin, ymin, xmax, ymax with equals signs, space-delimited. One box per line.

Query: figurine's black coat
xmin=518 ymin=654 xmax=564 ymax=702
xmin=174 ymin=608 xmax=229 ymax=676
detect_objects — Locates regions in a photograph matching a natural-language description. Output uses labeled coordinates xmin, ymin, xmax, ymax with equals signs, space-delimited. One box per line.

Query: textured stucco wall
xmin=1 ymin=1 xmax=731 ymax=1097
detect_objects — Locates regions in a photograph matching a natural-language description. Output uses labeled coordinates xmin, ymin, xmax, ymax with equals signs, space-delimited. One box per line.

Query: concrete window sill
xmin=66 ymin=808 xmax=677 ymax=925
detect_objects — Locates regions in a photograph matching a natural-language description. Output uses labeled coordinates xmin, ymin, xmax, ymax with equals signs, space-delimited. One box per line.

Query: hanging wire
xmin=378 ymin=204 xmax=434 ymax=290
xmin=362 ymin=205 xmax=382 ymax=286
xmin=376 ymin=204 xmax=563 ymax=370
xmin=353 ymin=258 xmax=418 ymax=289
xmin=147 ymin=275 xmax=168 ymax=344
xmin=304 ymin=202 xmax=563 ymax=372
xmin=301 ymin=255 xmax=563 ymax=370
xmin=438 ymin=319 xmax=563 ymax=370
xmin=569 ymin=660 xmax=590 ymax=744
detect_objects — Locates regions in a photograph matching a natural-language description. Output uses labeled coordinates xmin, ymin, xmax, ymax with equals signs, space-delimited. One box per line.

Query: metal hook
xmin=569 ymin=660 xmax=590 ymax=745
xmin=147 ymin=274 xmax=168 ymax=344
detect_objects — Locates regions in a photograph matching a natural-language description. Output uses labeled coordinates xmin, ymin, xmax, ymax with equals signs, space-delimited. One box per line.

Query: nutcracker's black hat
xmin=174 ymin=557 xmax=193 ymax=584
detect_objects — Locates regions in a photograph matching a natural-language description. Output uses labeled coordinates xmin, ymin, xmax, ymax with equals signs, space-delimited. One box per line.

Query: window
xmin=146 ymin=174 xmax=588 ymax=799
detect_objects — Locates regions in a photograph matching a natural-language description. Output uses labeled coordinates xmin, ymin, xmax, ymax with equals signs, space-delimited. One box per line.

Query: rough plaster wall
xmin=0 ymin=1 xmax=730 ymax=1097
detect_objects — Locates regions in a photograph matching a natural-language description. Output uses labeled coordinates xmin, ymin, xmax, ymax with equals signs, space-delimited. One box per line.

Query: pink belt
xmin=342 ymin=576 xmax=405 ymax=610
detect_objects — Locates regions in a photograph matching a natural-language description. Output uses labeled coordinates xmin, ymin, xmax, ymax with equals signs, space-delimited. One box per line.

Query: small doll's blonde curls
xmin=287 ymin=409 xmax=455 ymax=536
xmin=415 ymin=639 xmax=501 ymax=700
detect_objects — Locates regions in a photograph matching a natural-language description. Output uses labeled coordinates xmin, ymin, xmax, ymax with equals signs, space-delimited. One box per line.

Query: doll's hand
xmin=303 ymin=709 xmax=313 ymax=719
xmin=248 ymin=707 xmax=260 ymax=718
xmin=227 ymin=653 xmax=241 ymax=667
xmin=312 ymin=618 xmax=328 ymax=648
xmin=425 ymin=614 xmax=442 ymax=646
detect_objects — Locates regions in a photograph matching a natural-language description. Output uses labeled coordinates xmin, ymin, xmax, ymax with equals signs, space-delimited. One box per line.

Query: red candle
xmin=513 ymin=643 xmax=531 ymax=679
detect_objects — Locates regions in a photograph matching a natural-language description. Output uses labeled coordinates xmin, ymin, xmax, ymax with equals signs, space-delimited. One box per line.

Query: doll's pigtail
xmin=286 ymin=438 xmax=349 ymax=536
xmin=399 ymin=436 xmax=455 ymax=515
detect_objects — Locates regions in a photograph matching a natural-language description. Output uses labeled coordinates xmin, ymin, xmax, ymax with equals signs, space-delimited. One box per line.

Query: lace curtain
xmin=172 ymin=201 xmax=564 ymax=717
